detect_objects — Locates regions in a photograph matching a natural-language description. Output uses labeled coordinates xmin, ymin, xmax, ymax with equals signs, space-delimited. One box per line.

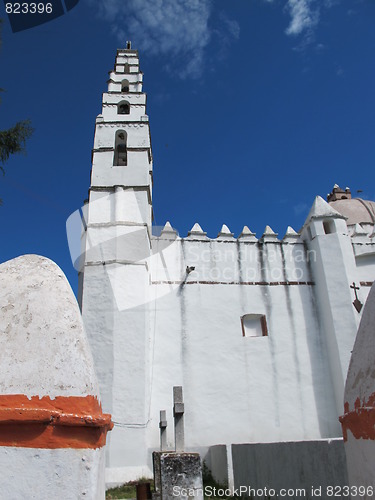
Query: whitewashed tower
xmin=80 ymin=43 xmax=153 ymax=482
xmin=301 ymin=196 xmax=360 ymax=417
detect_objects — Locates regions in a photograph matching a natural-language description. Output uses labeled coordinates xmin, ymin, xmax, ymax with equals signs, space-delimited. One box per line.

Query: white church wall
xmin=93 ymin=123 xmax=150 ymax=149
xmin=301 ymin=199 xmax=362 ymax=418
xmin=115 ymin=56 xmax=139 ymax=66
xmin=354 ymin=252 xmax=375 ymax=306
xmin=88 ymin=190 xmax=114 ymax=223
xmin=81 ymin=265 xmax=117 ymax=415
xmin=82 ymin=261 xmax=152 ymax=478
xmin=150 ymin=239 xmax=312 ymax=284
xmin=355 ymin=253 xmax=375 ymax=281
xmin=108 ymin=71 xmax=142 ymax=85
xmin=148 ymin=283 xmax=339 ymax=448
xmin=92 ymin=148 xmax=150 ymax=171
xmin=117 ymin=188 xmax=150 ymax=224
xmin=91 ymin=160 xmax=150 ymax=187
xmin=84 ymin=225 xmax=150 ymax=264
xmin=103 ymin=93 xmax=146 ymax=105
xmin=144 ymin=237 xmax=340 ymax=463
xmin=102 ymin=103 xmax=146 ymax=121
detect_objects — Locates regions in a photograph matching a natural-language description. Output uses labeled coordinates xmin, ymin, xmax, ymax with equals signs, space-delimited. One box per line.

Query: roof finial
xmin=126 ymin=41 xmax=132 ymax=50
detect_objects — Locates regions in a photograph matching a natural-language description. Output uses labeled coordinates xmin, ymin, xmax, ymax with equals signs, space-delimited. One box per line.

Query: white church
xmin=78 ymin=45 xmax=375 ymax=485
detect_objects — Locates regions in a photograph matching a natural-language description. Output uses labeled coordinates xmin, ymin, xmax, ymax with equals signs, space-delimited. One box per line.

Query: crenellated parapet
xmin=155 ymin=221 xmax=303 ymax=244
xmin=350 ymin=223 xmax=375 ymax=257
xmin=151 ymin=222 xmax=310 ymax=286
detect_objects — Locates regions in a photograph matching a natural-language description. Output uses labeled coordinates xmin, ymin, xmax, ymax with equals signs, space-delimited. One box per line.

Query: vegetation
xmin=202 ymin=462 xmax=240 ymax=499
xmin=106 ymin=478 xmax=153 ymax=499
xmin=0 ymin=119 xmax=34 ymax=174
xmin=105 ymin=463 xmax=242 ymax=499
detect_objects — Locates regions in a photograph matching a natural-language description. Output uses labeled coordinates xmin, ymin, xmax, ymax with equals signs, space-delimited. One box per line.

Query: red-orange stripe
xmin=340 ymin=393 xmax=375 ymax=442
xmin=0 ymin=395 xmax=113 ymax=449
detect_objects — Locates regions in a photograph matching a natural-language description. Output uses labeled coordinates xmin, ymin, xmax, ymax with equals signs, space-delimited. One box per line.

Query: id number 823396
xmin=5 ymin=2 xmax=53 ymax=14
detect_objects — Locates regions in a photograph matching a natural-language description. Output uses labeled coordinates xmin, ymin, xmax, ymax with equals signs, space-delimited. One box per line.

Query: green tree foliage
xmin=0 ymin=119 xmax=34 ymax=174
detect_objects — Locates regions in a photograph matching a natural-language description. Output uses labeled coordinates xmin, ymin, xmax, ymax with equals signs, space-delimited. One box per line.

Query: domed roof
xmin=326 ymin=185 xmax=375 ymax=226
xmin=329 ymin=198 xmax=375 ymax=226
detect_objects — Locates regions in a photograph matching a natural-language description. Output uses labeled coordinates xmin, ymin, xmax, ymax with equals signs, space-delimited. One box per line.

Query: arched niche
xmin=118 ymin=101 xmax=130 ymax=115
xmin=121 ymin=79 xmax=129 ymax=92
xmin=113 ymin=130 xmax=127 ymax=166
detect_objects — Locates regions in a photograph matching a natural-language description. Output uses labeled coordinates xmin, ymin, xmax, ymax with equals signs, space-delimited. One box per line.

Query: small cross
xmin=159 ymin=410 xmax=167 ymax=451
xmin=350 ymin=282 xmax=360 ymax=297
xmin=173 ymin=386 xmax=184 ymax=452
xmin=350 ymin=282 xmax=363 ymax=313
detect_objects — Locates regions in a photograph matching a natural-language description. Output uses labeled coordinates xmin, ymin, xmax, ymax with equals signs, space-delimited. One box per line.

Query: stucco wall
xmin=146 ymin=237 xmax=340 ymax=459
xmin=0 ymin=255 xmax=108 ymax=498
xmin=0 ymin=448 xmax=105 ymax=500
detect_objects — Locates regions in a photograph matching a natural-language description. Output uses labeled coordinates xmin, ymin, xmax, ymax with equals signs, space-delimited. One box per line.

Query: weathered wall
xmin=0 ymin=448 xmax=105 ymax=499
xmin=86 ymin=220 xmax=374 ymax=482
xmin=147 ymin=236 xmax=340 ymax=460
xmin=232 ymin=439 xmax=348 ymax=499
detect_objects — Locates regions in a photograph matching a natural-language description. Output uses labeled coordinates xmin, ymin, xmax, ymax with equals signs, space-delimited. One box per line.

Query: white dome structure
xmin=327 ymin=185 xmax=375 ymax=233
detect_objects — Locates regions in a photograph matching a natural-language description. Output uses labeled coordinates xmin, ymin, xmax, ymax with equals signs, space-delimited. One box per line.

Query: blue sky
xmin=1 ymin=0 xmax=375 ymax=293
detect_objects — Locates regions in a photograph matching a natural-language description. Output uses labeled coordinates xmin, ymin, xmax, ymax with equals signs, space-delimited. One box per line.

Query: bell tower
xmin=80 ymin=44 xmax=153 ymax=481
xmin=89 ymin=41 xmax=152 ymax=225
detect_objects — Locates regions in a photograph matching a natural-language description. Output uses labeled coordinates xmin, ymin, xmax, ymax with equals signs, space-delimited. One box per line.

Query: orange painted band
xmin=0 ymin=395 xmax=113 ymax=449
xmin=340 ymin=395 xmax=375 ymax=442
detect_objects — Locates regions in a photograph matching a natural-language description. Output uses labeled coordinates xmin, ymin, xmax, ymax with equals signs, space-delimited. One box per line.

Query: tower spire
xmin=80 ymin=47 xmax=153 ymax=477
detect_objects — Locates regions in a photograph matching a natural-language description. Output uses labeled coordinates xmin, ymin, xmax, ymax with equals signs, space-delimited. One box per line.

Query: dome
xmin=326 ymin=185 xmax=375 ymax=226
xmin=329 ymin=198 xmax=375 ymax=226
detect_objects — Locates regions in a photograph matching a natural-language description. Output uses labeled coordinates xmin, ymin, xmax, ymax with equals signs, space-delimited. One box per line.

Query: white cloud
xmin=88 ymin=0 xmax=239 ymax=80
xmin=285 ymin=0 xmax=319 ymax=36
xmin=87 ymin=0 xmax=341 ymax=77
xmin=284 ymin=0 xmax=342 ymax=44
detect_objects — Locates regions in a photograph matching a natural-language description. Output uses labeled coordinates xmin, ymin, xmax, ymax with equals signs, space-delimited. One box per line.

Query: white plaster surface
xmin=0 ymin=254 xmax=107 ymax=499
xmin=93 ymin=123 xmax=151 ymax=149
xmin=0 ymin=254 xmax=99 ymax=399
xmin=303 ymin=215 xmax=361 ymax=416
xmin=0 ymin=447 xmax=105 ymax=500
